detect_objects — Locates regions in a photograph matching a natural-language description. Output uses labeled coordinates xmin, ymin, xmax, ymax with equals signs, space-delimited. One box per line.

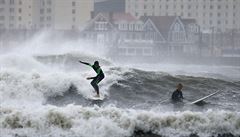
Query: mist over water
xmin=0 ymin=32 xmax=240 ymax=137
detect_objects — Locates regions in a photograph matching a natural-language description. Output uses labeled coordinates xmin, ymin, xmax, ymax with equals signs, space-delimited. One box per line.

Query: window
xmin=210 ymin=5 xmax=213 ymax=9
xmin=18 ymin=8 xmax=22 ymax=13
xmin=19 ymin=0 xmax=22 ymax=5
xmin=0 ymin=24 xmax=4 ymax=28
xmin=40 ymin=9 xmax=44 ymax=14
xmin=72 ymin=25 xmax=75 ymax=29
xmin=9 ymin=8 xmax=14 ymax=13
xmin=47 ymin=8 xmax=51 ymax=13
xmin=95 ymin=22 xmax=108 ymax=31
xmin=144 ymin=5 xmax=147 ymax=9
xmin=47 ymin=16 xmax=51 ymax=21
xmin=210 ymin=12 xmax=213 ymax=17
xmin=47 ymin=0 xmax=51 ymax=5
xmin=173 ymin=23 xmax=183 ymax=42
xmin=72 ymin=1 xmax=75 ymax=6
xmin=72 ymin=9 xmax=75 ymax=14
xmin=18 ymin=16 xmax=22 ymax=21
xmin=0 ymin=16 xmax=5 ymax=21
xmin=129 ymin=23 xmax=134 ymax=30
xmin=10 ymin=0 xmax=14 ymax=4
xmin=174 ymin=23 xmax=181 ymax=31
xmin=135 ymin=12 xmax=138 ymax=16
xmin=0 ymin=8 xmax=4 ymax=12
xmin=0 ymin=0 xmax=5 ymax=4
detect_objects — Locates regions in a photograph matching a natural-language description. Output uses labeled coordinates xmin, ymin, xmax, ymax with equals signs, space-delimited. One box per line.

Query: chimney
xmin=91 ymin=11 xmax=95 ymax=19
xmin=109 ymin=12 xmax=113 ymax=23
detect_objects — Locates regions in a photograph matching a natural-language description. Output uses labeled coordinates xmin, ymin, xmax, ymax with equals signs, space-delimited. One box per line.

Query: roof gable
xmin=83 ymin=13 xmax=116 ymax=31
xmin=140 ymin=16 xmax=177 ymax=39
xmin=143 ymin=19 xmax=165 ymax=41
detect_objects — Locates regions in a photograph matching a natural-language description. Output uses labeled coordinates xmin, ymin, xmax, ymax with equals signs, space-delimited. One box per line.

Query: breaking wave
xmin=0 ymin=50 xmax=240 ymax=137
xmin=1 ymin=105 xmax=240 ymax=137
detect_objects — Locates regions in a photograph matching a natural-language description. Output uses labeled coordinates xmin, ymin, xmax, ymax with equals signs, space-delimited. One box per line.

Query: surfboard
xmin=189 ymin=90 xmax=221 ymax=105
xmin=89 ymin=95 xmax=105 ymax=101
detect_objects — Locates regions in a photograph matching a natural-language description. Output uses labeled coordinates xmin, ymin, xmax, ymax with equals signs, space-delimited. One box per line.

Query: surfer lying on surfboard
xmin=171 ymin=83 xmax=184 ymax=102
xmin=79 ymin=60 xmax=105 ymax=98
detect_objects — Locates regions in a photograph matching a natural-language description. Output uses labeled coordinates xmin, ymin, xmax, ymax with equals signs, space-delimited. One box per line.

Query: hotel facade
xmin=0 ymin=0 xmax=94 ymax=30
xmin=125 ymin=0 xmax=240 ymax=32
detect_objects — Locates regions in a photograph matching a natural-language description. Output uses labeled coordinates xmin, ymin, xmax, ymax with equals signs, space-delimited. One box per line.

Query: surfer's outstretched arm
xmin=87 ymin=77 xmax=96 ymax=80
xmin=79 ymin=61 xmax=92 ymax=67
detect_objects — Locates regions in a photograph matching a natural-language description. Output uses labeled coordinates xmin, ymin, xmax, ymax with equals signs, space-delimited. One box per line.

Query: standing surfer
xmin=171 ymin=83 xmax=184 ymax=102
xmin=79 ymin=60 xmax=105 ymax=98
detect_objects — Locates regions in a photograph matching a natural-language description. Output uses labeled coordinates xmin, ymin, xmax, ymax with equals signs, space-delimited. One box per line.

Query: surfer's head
xmin=94 ymin=61 xmax=99 ymax=67
xmin=177 ymin=83 xmax=183 ymax=90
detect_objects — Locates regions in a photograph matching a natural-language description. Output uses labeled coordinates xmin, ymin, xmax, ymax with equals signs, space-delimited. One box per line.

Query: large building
xmin=0 ymin=0 xmax=94 ymax=30
xmin=94 ymin=0 xmax=125 ymax=13
xmin=0 ymin=0 xmax=36 ymax=30
xmin=126 ymin=0 xmax=240 ymax=32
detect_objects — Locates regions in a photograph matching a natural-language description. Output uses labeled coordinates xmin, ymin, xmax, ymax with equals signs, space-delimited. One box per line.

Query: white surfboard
xmin=190 ymin=90 xmax=221 ymax=105
xmin=89 ymin=95 xmax=105 ymax=101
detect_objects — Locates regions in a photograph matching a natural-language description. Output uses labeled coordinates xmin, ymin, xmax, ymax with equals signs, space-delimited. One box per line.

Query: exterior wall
xmin=0 ymin=0 xmax=94 ymax=30
xmin=0 ymin=0 xmax=35 ymax=30
xmin=126 ymin=0 xmax=240 ymax=32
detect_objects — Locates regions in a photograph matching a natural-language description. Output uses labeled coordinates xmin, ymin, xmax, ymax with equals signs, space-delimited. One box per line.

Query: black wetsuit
xmin=90 ymin=65 xmax=105 ymax=93
xmin=80 ymin=61 xmax=105 ymax=94
xmin=171 ymin=89 xmax=183 ymax=102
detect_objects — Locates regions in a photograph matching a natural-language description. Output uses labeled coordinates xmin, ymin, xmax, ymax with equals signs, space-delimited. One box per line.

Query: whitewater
xmin=0 ymin=33 xmax=240 ymax=137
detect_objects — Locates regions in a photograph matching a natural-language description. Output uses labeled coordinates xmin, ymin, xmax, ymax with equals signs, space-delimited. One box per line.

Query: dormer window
xmin=95 ymin=21 xmax=108 ymax=31
xmin=174 ymin=23 xmax=181 ymax=31
xmin=129 ymin=23 xmax=134 ymax=31
xmin=119 ymin=23 xmax=124 ymax=30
